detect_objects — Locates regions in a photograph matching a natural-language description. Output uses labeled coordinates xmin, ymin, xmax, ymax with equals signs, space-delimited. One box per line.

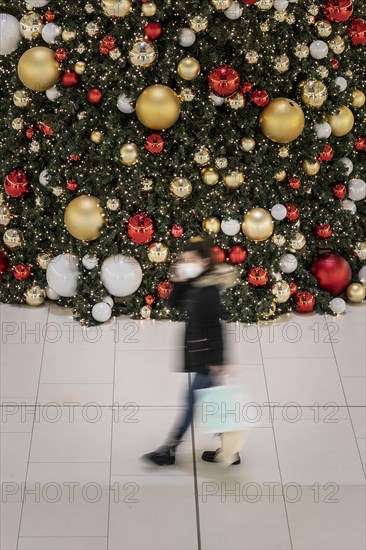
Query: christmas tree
xmin=0 ymin=0 xmax=365 ymax=325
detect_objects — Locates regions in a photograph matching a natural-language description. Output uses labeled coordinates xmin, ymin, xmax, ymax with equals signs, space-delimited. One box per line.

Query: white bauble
xmin=42 ymin=23 xmax=61 ymax=44
xmin=178 ymin=28 xmax=196 ymax=47
xmin=117 ymin=93 xmax=135 ymax=114
xmin=358 ymin=266 xmax=366 ymax=285
xmin=101 ymin=254 xmax=143 ymax=296
xmin=309 ymin=40 xmax=329 ymax=59
xmin=221 ymin=218 xmax=240 ymax=236
xmin=46 ymin=254 xmax=80 ymax=297
xmin=46 ymin=86 xmax=61 ymax=101
xmin=39 ymin=169 xmax=50 ymax=186
xmin=314 ymin=122 xmax=332 ymax=139
xmin=210 ymin=93 xmax=225 ymax=106
xmin=82 ymin=254 xmax=98 ymax=270
xmin=334 ymin=76 xmax=347 ymax=92
xmin=46 ymin=287 xmax=60 ymax=300
xmin=330 ymin=297 xmax=346 ymax=314
xmin=339 ymin=157 xmax=353 ymax=175
xmin=274 ymin=0 xmax=288 ymax=9
xmin=279 ymin=253 xmax=298 ymax=273
xmin=341 ymin=199 xmax=356 ymax=214
xmin=0 ymin=13 xmax=21 ymax=56
xmin=102 ymin=295 xmax=114 ymax=308
xmin=92 ymin=302 xmax=112 ymax=323
xmin=271 ymin=204 xmax=287 ymax=220
xmin=27 ymin=0 xmax=50 ymax=6
xmin=224 ymin=1 xmax=243 ymax=19
xmin=348 ymin=179 xmax=366 ymax=201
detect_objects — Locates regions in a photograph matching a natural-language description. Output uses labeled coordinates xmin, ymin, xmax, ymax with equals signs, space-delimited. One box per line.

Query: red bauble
xmin=212 ymin=245 xmax=226 ymax=264
xmin=288 ymin=176 xmax=301 ymax=190
xmin=331 ymin=58 xmax=340 ymax=69
xmin=294 ymin=291 xmax=316 ymax=313
xmin=228 ymin=246 xmax=247 ymax=265
xmin=0 ymin=250 xmax=11 ymax=273
xmin=241 ymin=81 xmax=254 ymax=94
xmin=55 ymin=48 xmax=67 ymax=62
xmin=45 ymin=9 xmax=56 ymax=22
xmin=87 ymin=87 xmax=104 ymax=106
xmin=323 ymin=0 xmax=353 ymax=22
xmin=145 ymin=294 xmax=155 ymax=306
xmin=145 ymin=133 xmax=165 ymax=154
xmin=25 ymin=127 xmax=35 ymax=140
xmin=208 ymin=65 xmax=240 ymax=97
xmin=349 ymin=18 xmax=366 ymax=46
xmin=4 ymin=170 xmax=30 ymax=198
xmin=333 ymin=183 xmax=347 ymax=199
xmin=66 ymin=179 xmax=78 ymax=191
xmin=170 ymin=224 xmax=184 ymax=238
xmin=13 ymin=264 xmax=31 ymax=281
xmin=251 ymin=89 xmax=270 ymax=107
xmin=247 ymin=267 xmax=268 ymax=287
xmin=144 ymin=21 xmax=163 ymax=40
xmin=127 ymin=213 xmax=155 ymax=244
xmin=316 ymin=223 xmax=333 ymax=239
xmin=103 ymin=35 xmax=116 ymax=50
xmin=157 ymin=280 xmax=173 ymax=299
xmin=38 ymin=122 xmax=53 ymax=136
xmin=354 ymin=137 xmax=366 ymax=151
xmin=318 ymin=144 xmax=334 ymax=162
xmin=99 ymin=45 xmax=109 ymax=55
xmin=61 ymin=71 xmax=79 ymax=87
xmin=289 ymin=281 xmax=298 ymax=296
xmin=286 ymin=203 xmax=299 ymax=222
xmin=69 ymin=154 xmax=81 ymax=162
xmin=241 ymin=0 xmax=259 ymax=4
xmin=310 ymin=253 xmax=352 ymax=295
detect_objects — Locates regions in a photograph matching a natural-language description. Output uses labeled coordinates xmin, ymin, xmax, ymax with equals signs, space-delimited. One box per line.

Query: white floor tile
xmin=37 ymin=383 xmax=114 ymax=407
xmin=18 ymin=537 xmax=107 ymax=550
xmin=357 ymin=438 xmax=365 ymax=470
xmin=0 ymin=501 xmax=22 ymax=550
xmin=224 ymin=323 xmax=263 ymax=365
xmin=331 ymin=322 xmax=366 ymax=377
xmin=227 ymin=363 xmax=269 ymax=406
xmin=342 ymin=377 xmax=366 ymax=406
xmin=349 ymin=407 xmax=366 ymax=438
xmin=1 ymin=346 xmax=42 ymax=400
xmin=0 ymin=403 xmax=35 ymax=433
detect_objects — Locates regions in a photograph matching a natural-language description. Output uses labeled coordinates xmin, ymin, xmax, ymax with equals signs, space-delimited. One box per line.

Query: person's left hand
xmin=209 ymin=365 xmax=226 ymax=376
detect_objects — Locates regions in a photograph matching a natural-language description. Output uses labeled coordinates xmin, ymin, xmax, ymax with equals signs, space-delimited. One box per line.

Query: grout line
xmin=106 ymin=316 xmax=117 ymax=550
xmin=189 ymin=372 xmax=202 ymax=550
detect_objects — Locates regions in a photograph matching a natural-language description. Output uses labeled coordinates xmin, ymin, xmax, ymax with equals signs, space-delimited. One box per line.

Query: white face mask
xmin=176 ymin=262 xmax=204 ymax=280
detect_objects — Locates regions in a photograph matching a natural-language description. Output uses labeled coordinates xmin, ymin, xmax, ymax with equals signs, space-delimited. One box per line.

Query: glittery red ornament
xmin=331 ymin=58 xmax=340 ymax=69
xmin=66 ymin=179 xmax=78 ymax=191
xmin=241 ymin=81 xmax=254 ymax=94
xmin=349 ymin=18 xmax=366 ymax=46
xmin=323 ymin=0 xmax=353 ymax=22
xmin=228 ymin=246 xmax=247 ymax=265
xmin=69 ymin=154 xmax=81 ymax=162
xmin=289 ymin=281 xmax=298 ymax=296
xmin=103 ymin=35 xmax=116 ymax=49
xmin=13 ymin=263 xmax=31 ymax=281
xmin=212 ymin=245 xmax=226 ymax=264
xmin=127 ymin=213 xmax=155 ymax=244
xmin=55 ymin=48 xmax=67 ymax=62
xmin=61 ymin=70 xmax=79 ymax=87
xmin=247 ymin=267 xmax=268 ymax=287
xmin=318 ymin=144 xmax=334 ymax=162
xmin=333 ymin=182 xmax=347 ymax=199
xmin=241 ymin=0 xmax=259 ymax=4
xmin=157 ymin=280 xmax=173 ymax=299
xmin=87 ymin=87 xmax=104 ymax=105
xmin=316 ymin=223 xmax=333 ymax=239
xmin=99 ymin=45 xmax=109 ymax=55
xmin=145 ymin=133 xmax=165 ymax=154
xmin=208 ymin=66 xmax=240 ymax=97
xmin=310 ymin=253 xmax=351 ymax=295
xmin=38 ymin=122 xmax=53 ymax=136
xmin=170 ymin=224 xmax=184 ymax=238
xmin=144 ymin=21 xmax=163 ymax=40
xmin=4 ymin=170 xmax=30 ymax=198
xmin=145 ymin=294 xmax=155 ymax=306
xmin=45 ymin=9 xmax=56 ymax=22
xmin=354 ymin=137 xmax=366 ymax=150
xmin=25 ymin=127 xmax=35 ymax=140
xmin=288 ymin=176 xmax=301 ymax=190
xmin=286 ymin=203 xmax=299 ymax=222
xmin=294 ymin=291 xmax=316 ymax=313
xmin=0 ymin=250 xmax=11 ymax=273
xmin=251 ymin=89 xmax=270 ymax=107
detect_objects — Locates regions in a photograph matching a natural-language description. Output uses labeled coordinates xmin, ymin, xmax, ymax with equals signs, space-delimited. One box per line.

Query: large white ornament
xmin=341 ymin=199 xmax=356 ymax=214
xmin=279 ymin=253 xmax=298 ymax=273
xmin=339 ymin=157 xmax=353 ymax=175
xmin=101 ymin=254 xmax=143 ymax=296
xmin=46 ymin=254 xmax=80 ymax=297
xmin=92 ymin=302 xmax=112 ymax=323
xmin=224 ymin=1 xmax=243 ymax=19
xmin=27 ymin=0 xmax=50 ymax=6
xmin=348 ymin=179 xmax=366 ymax=201
xmin=314 ymin=122 xmax=332 ymax=139
xmin=330 ymin=297 xmax=346 ymax=314
xmin=0 ymin=13 xmax=21 ymax=56
xmin=117 ymin=93 xmax=135 ymax=113
xmin=309 ymin=40 xmax=329 ymax=59
xmin=271 ymin=204 xmax=287 ymax=220
xmin=178 ymin=28 xmax=196 ymax=47
xmin=42 ymin=23 xmax=62 ymax=44
xmin=274 ymin=0 xmax=288 ymax=9
xmin=46 ymin=287 xmax=60 ymax=301
xmin=221 ymin=219 xmax=240 ymax=236
xmin=334 ymin=76 xmax=347 ymax=92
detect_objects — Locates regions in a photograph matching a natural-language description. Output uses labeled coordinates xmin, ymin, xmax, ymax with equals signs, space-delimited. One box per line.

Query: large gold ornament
xmin=24 ymin=285 xmax=46 ymax=307
xmin=136 ymin=85 xmax=181 ymax=130
xmin=346 ymin=283 xmax=365 ymax=303
xmin=223 ymin=170 xmax=245 ymax=189
xmin=298 ymin=79 xmax=328 ymax=108
xmin=325 ymin=106 xmax=354 ymax=137
xmin=272 ymin=281 xmax=291 ymax=303
xmin=129 ymin=39 xmax=157 ymax=68
xmin=20 ymin=12 xmax=43 ymax=40
xmin=240 ymin=137 xmax=256 ymax=152
xmin=148 ymin=242 xmax=169 ymax=263
xmin=120 ymin=143 xmax=138 ymax=166
xmin=259 ymin=98 xmax=305 ymax=143
xmin=170 ymin=177 xmax=192 ymax=198
xmin=102 ymin=0 xmax=132 ymax=17
xmin=64 ymin=195 xmax=105 ymax=241
xmin=201 ymin=167 xmax=219 ymax=186
xmin=202 ymin=217 xmax=221 ymax=234
xmin=351 ymin=89 xmax=365 ymax=109
xmin=3 ymin=229 xmax=22 ymax=248
xmin=242 ymin=208 xmax=274 ymax=242
xmin=177 ymin=57 xmax=200 ymax=80
xmin=18 ymin=47 xmax=60 ymax=92
xmin=302 ymin=158 xmax=320 ymax=176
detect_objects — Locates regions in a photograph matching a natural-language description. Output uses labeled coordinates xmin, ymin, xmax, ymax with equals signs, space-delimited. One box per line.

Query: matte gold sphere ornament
xmin=272 ymin=280 xmax=291 ymax=303
xmin=74 ymin=61 xmax=86 ymax=75
xmin=202 ymin=217 xmax=221 ymax=234
xmin=325 ymin=106 xmax=354 ymax=137
xmin=129 ymin=39 xmax=157 ymax=68
xmin=240 ymin=137 xmax=256 ymax=152
xmin=223 ymin=170 xmax=245 ymax=189
xmin=242 ymin=208 xmax=274 ymax=242
xmin=20 ymin=12 xmax=43 ymax=40
xmin=148 ymin=242 xmax=169 ymax=263
xmin=102 ymin=0 xmax=132 ymax=17
xmin=64 ymin=195 xmax=105 ymax=241
xmin=346 ymin=283 xmax=366 ymax=303
xmin=141 ymin=2 xmax=157 ymax=16
xmin=274 ymin=169 xmax=286 ymax=181
xmin=302 ymin=158 xmax=320 ymax=176
xmin=24 ymin=284 xmax=46 ymax=307
xmin=259 ymin=98 xmax=305 ymax=143
xmin=177 ymin=57 xmax=200 ymax=80
xmin=91 ymin=131 xmax=104 ymax=144
xmin=298 ymin=79 xmax=328 ymax=108
xmin=194 ymin=146 xmax=210 ymax=165
xmin=136 ymin=85 xmax=181 ymax=130
xmin=201 ymin=167 xmax=219 ymax=186
xmin=351 ymin=89 xmax=365 ymax=109
xmin=18 ymin=47 xmax=60 ymax=92
xmin=170 ymin=177 xmax=192 ymax=198
xmin=120 ymin=142 xmax=138 ymax=166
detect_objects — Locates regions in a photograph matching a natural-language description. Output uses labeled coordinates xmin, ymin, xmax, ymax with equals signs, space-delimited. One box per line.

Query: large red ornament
xmin=323 ymin=0 xmax=353 ymax=22
xmin=250 ymin=89 xmax=270 ymax=107
xmin=349 ymin=18 xmax=366 ymax=46
xmin=286 ymin=203 xmax=299 ymax=222
xmin=228 ymin=246 xmax=247 ymax=265
xmin=310 ymin=253 xmax=352 ymax=295
xmin=55 ymin=48 xmax=67 ymax=62
xmin=333 ymin=183 xmax=347 ymax=199
xmin=13 ymin=264 xmax=31 ymax=281
xmin=61 ymin=71 xmax=79 ymax=87
xmin=318 ymin=144 xmax=334 ymax=162
xmin=157 ymin=280 xmax=173 ymax=299
xmin=127 ymin=213 xmax=155 ymax=244
xmin=288 ymin=176 xmax=301 ymax=190
xmin=170 ymin=224 xmax=184 ymax=238
xmin=241 ymin=81 xmax=254 ymax=94
xmin=294 ymin=291 xmax=316 ymax=313
xmin=145 ymin=133 xmax=165 ymax=154
xmin=208 ymin=66 xmax=240 ymax=97
xmin=316 ymin=223 xmax=333 ymax=239
xmin=144 ymin=21 xmax=163 ymax=40
xmin=212 ymin=245 xmax=226 ymax=264
xmin=354 ymin=137 xmax=366 ymax=151
xmin=0 ymin=250 xmax=11 ymax=273
xmin=247 ymin=267 xmax=268 ymax=287
xmin=87 ymin=87 xmax=104 ymax=106
xmin=4 ymin=170 xmax=30 ymax=198
xmin=145 ymin=294 xmax=155 ymax=306
xmin=66 ymin=179 xmax=78 ymax=191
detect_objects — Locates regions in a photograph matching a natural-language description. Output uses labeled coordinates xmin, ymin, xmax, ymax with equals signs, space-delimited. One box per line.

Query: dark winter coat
xmin=168 ymin=264 xmax=238 ymax=375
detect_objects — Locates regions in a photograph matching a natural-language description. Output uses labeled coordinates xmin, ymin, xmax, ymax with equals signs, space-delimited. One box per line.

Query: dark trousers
xmin=176 ymin=372 xmax=213 ymax=437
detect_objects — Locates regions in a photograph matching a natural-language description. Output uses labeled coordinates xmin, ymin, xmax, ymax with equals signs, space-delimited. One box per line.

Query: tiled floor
xmin=0 ymin=301 xmax=365 ymax=550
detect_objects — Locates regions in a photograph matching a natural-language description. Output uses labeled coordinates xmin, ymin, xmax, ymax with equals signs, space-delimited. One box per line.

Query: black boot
xmin=202 ymin=448 xmax=241 ymax=465
xmin=141 ymin=432 xmax=183 ymax=466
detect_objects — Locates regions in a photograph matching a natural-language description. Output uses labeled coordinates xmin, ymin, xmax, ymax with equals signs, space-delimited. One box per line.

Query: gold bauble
xmin=170 ymin=177 xmax=192 ymax=198
xmin=0 ymin=205 xmax=11 ymax=226
xmin=286 ymin=14 xmax=296 ymax=25
xmin=257 ymin=0 xmax=273 ymax=10
xmin=315 ymin=20 xmax=332 ymax=37
xmin=148 ymin=242 xmax=169 ymax=263
xmin=62 ymin=30 xmax=77 ymax=41
xmin=272 ymin=281 xmax=291 ymax=303
xmin=36 ymin=253 xmax=52 ymax=270
xmin=12 ymin=118 xmax=24 ymax=131
xmin=215 ymin=157 xmax=228 ymax=169
xmin=226 ymin=92 xmax=245 ymax=109
xmin=194 ymin=146 xmax=210 ymax=165
xmin=346 ymin=283 xmax=366 ymax=303
xmin=106 ymin=198 xmax=121 ymax=211
xmin=177 ymin=57 xmax=200 ymax=80
xmin=20 ymin=12 xmax=43 ymax=40
xmin=102 ymin=0 xmax=132 ymax=17
xmin=211 ymin=0 xmax=232 ymax=10
xmin=261 ymin=301 xmax=277 ymax=320
xmin=274 ymin=55 xmax=290 ymax=73
xmin=202 ymin=217 xmax=221 ymax=234
xmin=351 ymin=90 xmax=365 ymax=109
xmin=24 ymin=285 xmax=46 ymax=307
xmin=240 ymin=137 xmax=256 ymax=152
xmin=298 ymin=79 xmax=328 ymax=108
xmin=140 ymin=305 xmax=152 ymax=319
xmin=274 ymin=169 xmax=286 ymax=181
xmin=18 ymin=47 xmax=60 ymax=92
xmin=201 ymin=167 xmax=219 ymax=186
xmin=129 ymin=39 xmax=157 ymax=68
xmin=64 ymin=195 xmax=105 ymax=241
xmin=329 ymin=35 xmax=345 ymax=54
xmin=3 ymin=229 xmax=22 ymax=249
xmin=141 ymin=2 xmax=157 ymax=16
xmin=74 ymin=61 xmax=86 ymax=75
xmin=278 ymin=146 xmax=289 ymax=158
xmin=354 ymin=242 xmax=366 ymax=261
xmin=302 ymin=158 xmax=320 ymax=176
xmin=325 ymin=106 xmax=354 ymax=137
xmin=223 ymin=170 xmax=245 ymax=189
xmin=273 ymin=10 xmax=287 ymax=23
xmin=13 ymin=90 xmax=31 ymax=108
xmin=259 ymin=98 xmax=305 ymax=144
xmin=317 ymin=65 xmax=329 ymax=79
xmin=179 ymin=88 xmax=195 ymax=102
xmin=189 ymin=15 xmax=208 ymax=32
xmin=136 ymin=85 xmax=181 ymax=130
xmin=142 ymin=178 xmax=154 ymax=192
xmin=288 ymin=232 xmax=306 ymax=252
xmin=242 ymin=208 xmax=274 ymax=242
xmin=293 ymin=43 xmax=309 ymax=59
xmin=91 ymin=131 xmax=104 ymax=144
xmin=272 ymin=234 xmax=286 ymax=247
xmin=245 ymin=50 xmax=259 ymax=64
xmin=120 ymin=143 xmax=138 ymax=166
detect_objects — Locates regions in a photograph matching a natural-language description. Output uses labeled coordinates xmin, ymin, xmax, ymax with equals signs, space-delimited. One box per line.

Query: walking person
xmin=142 ymin=238 xmax=240 ymax=466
